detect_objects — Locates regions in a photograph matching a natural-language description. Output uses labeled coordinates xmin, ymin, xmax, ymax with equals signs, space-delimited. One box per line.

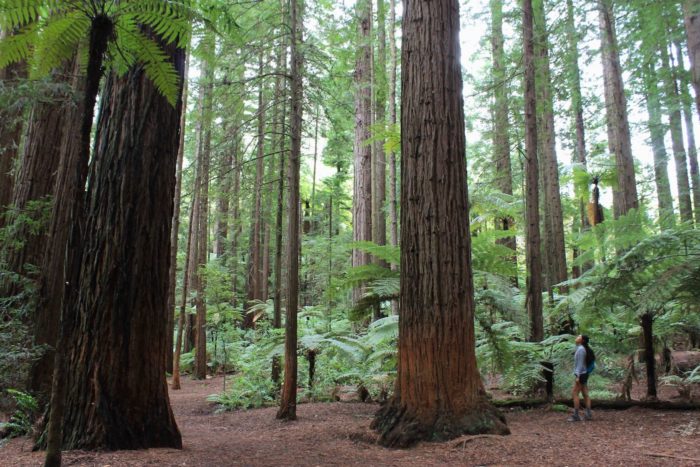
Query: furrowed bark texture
xmin=534 ymin=0 xmax=567 ymax=294
xmin=599 ymin=0 xmax=638 ymax=218
xmin=523 ymin=0 xmax=544 ymax=342
xmin=59 ymin=42 xmax=184 ymax=450
xmin=28 ymin=60 xmax=84 ymax=401
xmin=371 ymin=0 xmax=508 ymax=447
xmin=2 ymin=66 xmax=70 ymax=302
xmin=352 ymin=0 xmax=373 ymax=305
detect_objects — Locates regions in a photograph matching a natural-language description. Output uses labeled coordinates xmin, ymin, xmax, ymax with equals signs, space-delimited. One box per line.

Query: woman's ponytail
xmin=582 ymin=335 xmax=595 ymax=366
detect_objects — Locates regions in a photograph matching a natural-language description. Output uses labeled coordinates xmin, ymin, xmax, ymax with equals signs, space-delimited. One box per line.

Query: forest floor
xmin=2 ymin=376 xmax=700 ymax=466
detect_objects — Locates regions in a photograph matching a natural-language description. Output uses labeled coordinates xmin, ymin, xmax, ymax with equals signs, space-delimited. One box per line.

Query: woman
xmin=568 ymin=334 xmax=595 ymax=421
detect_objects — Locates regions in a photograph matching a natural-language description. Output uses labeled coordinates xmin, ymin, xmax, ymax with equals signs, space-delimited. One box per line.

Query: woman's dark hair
xmin=582 ymin=335 xmax=595 ymax=366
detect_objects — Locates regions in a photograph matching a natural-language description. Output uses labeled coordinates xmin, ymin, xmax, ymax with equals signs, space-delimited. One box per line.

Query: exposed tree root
xmin=371 ymin=399 xmax=509 ymax=448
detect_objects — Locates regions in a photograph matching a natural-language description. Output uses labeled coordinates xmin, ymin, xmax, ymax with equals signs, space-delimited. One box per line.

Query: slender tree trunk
xmin=244 ymin=50 xmax=267 ymax=328
xmin=490 ymin=0 xmax=517 ymax=284
xmin=599 ymin=0 xmax=638 ymax=218
xmin=371 ymin=0 xmax=509 ymax=447
xmin=641 ymin=313 xmax=657 ymax=400
xmin=388 ymin=0 xmax=398 ymax=315
xmin=565 ymin=0 xmax=593 ymax=275
xmin=272 ymin=17 xmax=288 ymax=386
xmin=310 ymin=104 xmax=320 ymax=226
xmin=643 ymin=60 xmax=676 ymax=226
xmin=524 ymin=0 xmax=544 ymax=343
xmin=661 ymin=44 xmax=694 ymax=223
xmin=675 ymin=41 xmax=700 ymax=225
xmin=195 ymin=38 xmax=214 ymax=380
xmin=277 ymin=0 xmax=303 ymax=421
xmin=534 ymin=0 xmax=567 ymax=296
xmin=172 ymin=197 xmax=196 ymax=391
xmin=372 ymin=0 xmax=388 ymax=297
xmin=48 ymin=31 xmax=185 ymax=459
xmin=166 ymin=49 xmax=190 ymax=375
xmin=352 ymin=0 xmax=373 ymax=305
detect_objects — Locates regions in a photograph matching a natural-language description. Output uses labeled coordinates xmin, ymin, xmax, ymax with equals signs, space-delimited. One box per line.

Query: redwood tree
xmin=277 ymin=0 xmax=303 ymax=421
xmin=56 ymin=40 xmax=185 ymax=451
xmin=371 ymin=0 xmax=508 ymax=447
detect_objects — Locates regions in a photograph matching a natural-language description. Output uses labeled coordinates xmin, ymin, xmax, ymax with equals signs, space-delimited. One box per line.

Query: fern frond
xmin=115 ymin=22 xmax=180 ymax=106
xmin=30 ymin=11 xmax=89 ymax=77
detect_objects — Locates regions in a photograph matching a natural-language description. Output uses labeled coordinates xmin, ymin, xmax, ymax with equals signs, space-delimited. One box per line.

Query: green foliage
xmin=0 ymin=0 xmax=198 ymax=105
xmin=0 ymin=389 xmax=38 ymax=440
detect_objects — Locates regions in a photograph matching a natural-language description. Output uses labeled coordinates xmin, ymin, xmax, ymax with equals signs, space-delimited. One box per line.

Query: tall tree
xmin=277 ymin=0 xmax=303 ymax=421
xmin=642 ymin=59 xmax=676 ymax=225
xmin=564 ymin=0 xmax=594 ymax=276
xmin=166 ymin=48 xmax=190 ymax=375
xmin=1 ymin=66 xmax=69 ymax=299
xmin=352 ymin=0 xmax=373 ymax=305
xmin=388 ymin=0 xmax=399 ymax=315
xmin=523 ymin=0 xmax=544 ymax=342
xmin=490 ymin=0 xmax=517 ymax=279
xmin=26 ymin=59 xmax=83 ymax=401
xmin=599 ymin=0 xmax=638 ymax=218
xmin=674 ymin=40 xmax=700 ymax=225
xmin=372 ymin=0 xmax=388 ymax=293
xmin=53 ymin=36 xmax=185 ymax=452
xmin=244 ymin=49 xmax=267 ymax=328
xmin=533 ymin=0 xmax=567 ymax=295
xmin=371 ymin=0 xmax=509 ymax=447
xmin=660 ymin=43 xmax=694 ymax=223
xmin=194 ymin=36 xmax=214 ymax=380
xmin=684 ymin=0 xmax=700 ymax=122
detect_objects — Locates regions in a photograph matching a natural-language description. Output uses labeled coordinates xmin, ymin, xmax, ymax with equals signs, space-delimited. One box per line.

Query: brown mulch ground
xmin=2 ymin=376 xmax=700 ymax=466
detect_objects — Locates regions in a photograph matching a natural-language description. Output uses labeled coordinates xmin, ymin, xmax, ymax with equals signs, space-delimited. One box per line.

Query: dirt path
xmin=3 ymin=376 xmax=700 ymax=466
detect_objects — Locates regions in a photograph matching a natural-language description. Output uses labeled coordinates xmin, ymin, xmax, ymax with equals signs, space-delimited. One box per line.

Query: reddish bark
xmin=371 ymin=0 xmax=508 ymax=447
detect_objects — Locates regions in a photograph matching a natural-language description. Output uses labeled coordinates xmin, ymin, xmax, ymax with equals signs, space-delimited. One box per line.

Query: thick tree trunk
xmin=644 ymin=61 xmax=676 ymax=226
xmin=371 ymin=0 xmax=508 ymax=447
xmin=490 ymin=0 xmax=517 ymax=284
xmin=214 ymin=133 xmax=231 ymax=262
xmin=599 ymin=0 xmax=638 ymax=218
xmin=534 ymin=0 xmax=567 ymax=296
xmin=277 ymin=0 xmax=303 ymax=421
xmin=166 ymin=50 xmax=190 ymax=375
xmin=2 ymin=65 xmax=69 ymax=302
xmin=44 ymin=17 xmax=114 ymax=466
xmin=56 ymin=37 xmax=185 ymax=452
xmin=661 ymin=44 xmax=694 ymax=223
xmin=27 ymin=59 xmax=84 ymax=402
xmin=523 ymin=0 xmax=544 ymax=343
xmin=352 ymin=0 xmax=373 ymax=305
